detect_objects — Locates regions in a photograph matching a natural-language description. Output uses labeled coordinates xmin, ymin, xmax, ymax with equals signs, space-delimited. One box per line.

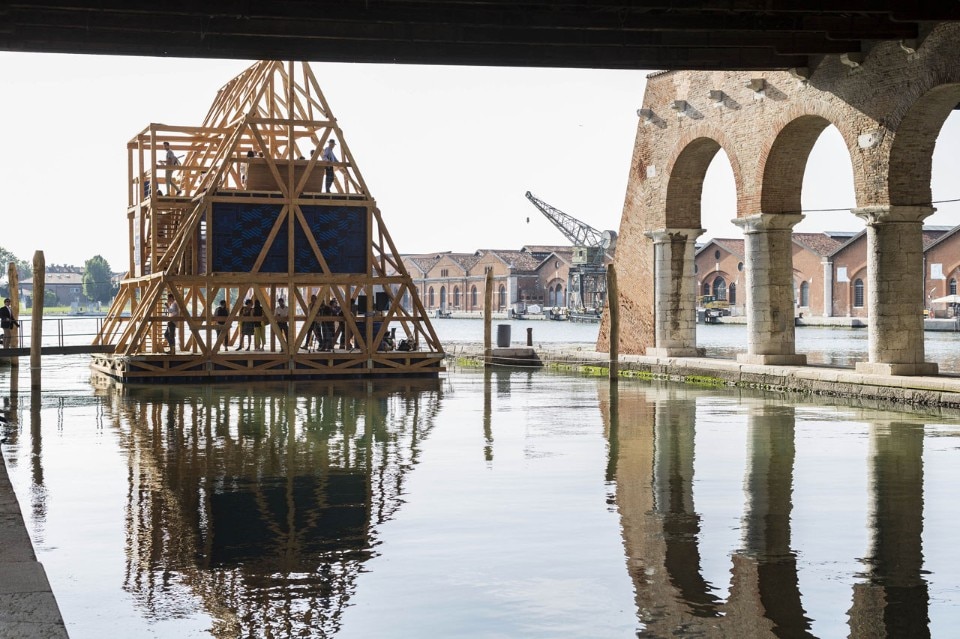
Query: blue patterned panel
xmin=299 ymin=205 xmax=367 ymax=274
xmin=212 ymin=203 xmax=283 ymax=272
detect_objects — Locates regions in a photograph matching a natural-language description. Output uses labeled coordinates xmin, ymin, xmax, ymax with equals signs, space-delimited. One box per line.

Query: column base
xmin=646 ymin=346 xmax=706 ymax=358
xmin=855 ymin=361 xmax=939 ymax=376
xmin=737 ymin=353 xmax=807 ymax=366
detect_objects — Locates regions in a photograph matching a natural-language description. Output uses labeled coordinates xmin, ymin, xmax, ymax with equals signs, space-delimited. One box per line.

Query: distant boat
xmin=568 ymin=309 xmax=601 ymax=323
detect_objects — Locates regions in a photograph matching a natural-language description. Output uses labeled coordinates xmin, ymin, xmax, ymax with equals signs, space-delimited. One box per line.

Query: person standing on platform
xmin=214 ymin=299 xmax=228 ymax=349
xmin=164 ymin=293 xmax=179 ymax=354
xmin=237 ymin=298 xmax=254 ymax=351
xmin=253 ymin=299 xmax=265 ymax=350
xmin=275 ymin=297 xmax=289 ymax=348
xmin=321 ymin=139 xmax=338 ymax=193
xmin=0 ymin=298 xmax=19 ymax=348
xmin=162 ymin=141 xmax=182 ymax=196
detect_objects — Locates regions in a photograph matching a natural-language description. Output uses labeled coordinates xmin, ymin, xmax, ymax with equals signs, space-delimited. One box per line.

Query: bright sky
xmin=1 ymin=52 xmax=958 ymax=272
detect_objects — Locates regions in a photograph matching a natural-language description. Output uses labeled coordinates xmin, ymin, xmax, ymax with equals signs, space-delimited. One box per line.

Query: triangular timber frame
xmin=92 ymin=60 xmax=444 ymax=383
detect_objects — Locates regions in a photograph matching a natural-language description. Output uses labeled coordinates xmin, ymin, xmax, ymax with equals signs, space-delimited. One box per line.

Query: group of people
xmin=164 ymin=293 xmax=347 ymax=353
xmin=238 ymin=138 xmax=339 ymax=192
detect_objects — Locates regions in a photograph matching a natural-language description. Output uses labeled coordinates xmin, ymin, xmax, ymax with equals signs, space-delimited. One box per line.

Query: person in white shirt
xmin=163 ymin=141 xmax=182 ymax=196
xmin=321 ymin=139 xmax=338 ymax=193
xmin=164 ymin=293 xmax=179 ymax=354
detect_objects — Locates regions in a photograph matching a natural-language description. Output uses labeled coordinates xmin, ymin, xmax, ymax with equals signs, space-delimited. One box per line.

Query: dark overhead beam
xmin=0 ymin=2 xmax=953 ymax=71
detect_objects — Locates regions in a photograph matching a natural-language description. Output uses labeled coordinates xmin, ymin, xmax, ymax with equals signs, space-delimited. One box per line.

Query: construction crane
xmin=524 ymin=191 xmax=617 ymax=313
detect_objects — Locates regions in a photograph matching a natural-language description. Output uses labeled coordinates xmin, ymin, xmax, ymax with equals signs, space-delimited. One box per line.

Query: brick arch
xmin=889 ymin=83 xmax=960 ymax=206
xmin=664 ymin=134 xmax=739 ymax=229
xmin=760 ymin=114 xmax=836 ymax=215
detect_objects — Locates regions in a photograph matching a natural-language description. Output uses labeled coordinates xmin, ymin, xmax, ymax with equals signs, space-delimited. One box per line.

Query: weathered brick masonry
xmin=600 ymin=22 xmax=960 ymax=376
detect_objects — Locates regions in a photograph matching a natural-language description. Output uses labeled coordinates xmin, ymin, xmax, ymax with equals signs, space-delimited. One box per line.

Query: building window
xmin=555 ymin=260 xmax=560 ymax=269
xmin=440 ymin=286 xmax=446 ymax=308
xmin=428 ymin=287 xmax=435 ymax=308
xmin=701 ymin=281 xmax=710 ymax=296
xmin=854 ymin=279 xmax=864 ymax=308
xmin=498 ymin=285 xmax=506 ymax=310
xmin=471 ymin=285 xmax=478 ymax=309
xmin=712 ymin=277 xmax=726 ymax=300
xmin=453 ymin=287 xmax=460 ymax=307
xmin=714 ymin=250 xmax=721 ymax=260
xmin=729 ymin=283 xmax=737 ymax=305
xmin=799 ymin=281 xmax=810 ymax=307
xmin=694 ymin=264 xmax=698 ymax=274
xmin=737 ymin=262 xmax=744 ymax=272
xmin=441 ymin=268 xmax=449 ymax=277
xmin=951 ymin=278 xmax=957 ymax=295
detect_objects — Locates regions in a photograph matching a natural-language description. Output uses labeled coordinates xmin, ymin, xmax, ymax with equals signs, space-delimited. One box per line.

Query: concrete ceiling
xmin=2 ymin=2 xmax=958 ymax=70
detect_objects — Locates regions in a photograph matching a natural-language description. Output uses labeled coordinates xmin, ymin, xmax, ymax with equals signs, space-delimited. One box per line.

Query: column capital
xmin=644 ymin=227 xmax=706 ymax=243
xmin=732 ymin=213 xmax=804 ymax=234
xmin=853 ymin=205 xmax=936 ymax=225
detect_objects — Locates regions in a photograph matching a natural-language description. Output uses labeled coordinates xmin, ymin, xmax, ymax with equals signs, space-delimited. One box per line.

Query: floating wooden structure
xmin=93 ymin=60 xmax=444 ymax=383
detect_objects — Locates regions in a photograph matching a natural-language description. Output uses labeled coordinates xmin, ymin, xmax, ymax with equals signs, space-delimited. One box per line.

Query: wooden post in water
xmin=607 ymin=263 xmax=619 ymax=383
xmin=30 ymin=251 xmax=44 ymax=390
xmin=484 ymin=269 xmax=493 ymax=366
xmin=7 ymin=262 xmax=19 ymax=373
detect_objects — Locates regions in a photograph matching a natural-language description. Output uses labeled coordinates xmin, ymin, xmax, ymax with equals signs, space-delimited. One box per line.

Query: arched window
xmin=799 ymin=281 xmax=810 ymax=307
xmin=453 ymin=286 xmax=460 ymax=307
xmin=471 ymin=285 xmax=478 ymax=309
xmin=729 ymin=283 xmax=736 ymax=305
xmin=439 ymin=286 xmax=446 ymax=309
xmin=428 ymin=287 xmax=435 ymax=308
xmin=712 ymin=277 xmax=726 ymax=301
xmin=854 ymin=279 xmax=864 ymax=308
xmin=498 ymin=285 xmax=506 ymax=309
xmin=555 ymin=283 xmax=564 ymax=307
xmin=701 ymin=281 xmax=710 ymax=296
xmin=951 ymin=278 xmax=957 ymax=296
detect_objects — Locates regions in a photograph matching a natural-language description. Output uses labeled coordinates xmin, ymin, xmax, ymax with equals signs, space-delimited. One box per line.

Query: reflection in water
xmin=849 ymin=423 xmax=929 ymax=639
xmin=605 ymin=386 xmax=932 ymax=639
xmin=95 ymin=379 xmax=442 ymax=638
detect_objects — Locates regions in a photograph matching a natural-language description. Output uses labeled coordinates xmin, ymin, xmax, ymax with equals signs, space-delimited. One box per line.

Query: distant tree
xmin=0 ymin=246 xmax=32 ymax=284
xmin=82 ymin=255 xmax=115 ymax=304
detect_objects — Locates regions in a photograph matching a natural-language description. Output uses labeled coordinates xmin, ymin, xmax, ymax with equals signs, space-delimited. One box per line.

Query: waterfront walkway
xmin=0 ymin=439 xmax=68 ymax=638
xmin=449 ymin=343 xmax=960 ymax=411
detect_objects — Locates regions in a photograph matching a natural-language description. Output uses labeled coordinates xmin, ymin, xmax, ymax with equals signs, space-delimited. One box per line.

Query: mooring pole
xmin=30 ymin=251 xmax=44 ymax=390
xmin=7 ymin=262 xmax=19 ymax=374
xmin=484 ymin=269 xmax=493 ymax=366
xmin=607 ymin=263 xmax=619 ymax=383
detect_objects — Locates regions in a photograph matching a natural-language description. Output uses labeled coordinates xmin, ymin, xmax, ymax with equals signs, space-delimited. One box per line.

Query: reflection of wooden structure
xmin=93 ymin=378 xmax=441 ymax=637
xmin=92 ymin=60 xmax=443 ymax=382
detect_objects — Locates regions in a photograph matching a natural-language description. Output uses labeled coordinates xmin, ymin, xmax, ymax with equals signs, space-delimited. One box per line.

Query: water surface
xmin=2 ymin=355 xmax=959 ymax=637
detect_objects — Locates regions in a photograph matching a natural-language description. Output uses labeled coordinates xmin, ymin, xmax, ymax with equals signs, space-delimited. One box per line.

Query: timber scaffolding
xmin=92 ymin=60 xmax=444 ymax=383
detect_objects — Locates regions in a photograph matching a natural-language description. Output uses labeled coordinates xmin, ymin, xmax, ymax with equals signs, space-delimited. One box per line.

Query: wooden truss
xmin=93 ymin=60 xmax=444 ymax=382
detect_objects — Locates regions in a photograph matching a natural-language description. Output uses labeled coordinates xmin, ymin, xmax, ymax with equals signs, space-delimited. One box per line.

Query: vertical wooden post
xmin=484 ymin=269 xmax=493 ymax=366
xmin=7 ymin=262 xmax=19 ymax=373
xmin=31 ymin=251 xmax=44 ymax=390
xmin=607 ymin=263 xmax=619 ymax=383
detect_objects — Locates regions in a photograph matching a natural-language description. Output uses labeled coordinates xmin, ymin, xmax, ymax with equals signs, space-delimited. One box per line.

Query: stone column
xmin=822 ymin=258 xmax=834 ymax=318
xmin=645 ymin=228 xmax=705 ymax=357
xmin=733 ymin=213 xmax=807 ymax=365
xmin=853 ymin=206 xmax=937 ymax=376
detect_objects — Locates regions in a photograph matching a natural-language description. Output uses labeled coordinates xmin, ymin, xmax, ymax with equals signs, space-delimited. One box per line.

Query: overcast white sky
xmin=1 ymin=52 xmax=958 ymax=271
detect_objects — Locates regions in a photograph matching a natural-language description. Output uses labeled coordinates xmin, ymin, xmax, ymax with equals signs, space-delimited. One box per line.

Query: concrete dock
xmin=0 ymin=447 xmax=68 ymax=638
xmin=449 ymin=343 xmax=960 ymax=411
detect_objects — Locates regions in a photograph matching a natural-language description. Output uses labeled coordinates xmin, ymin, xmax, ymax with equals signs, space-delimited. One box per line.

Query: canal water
xmin=1 ymin=320 xmax=959 ymax=637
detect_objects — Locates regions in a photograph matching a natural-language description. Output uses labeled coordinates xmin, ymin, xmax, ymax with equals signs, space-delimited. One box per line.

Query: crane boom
xmin=525 ymin=191 xmax=603 ymax=248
